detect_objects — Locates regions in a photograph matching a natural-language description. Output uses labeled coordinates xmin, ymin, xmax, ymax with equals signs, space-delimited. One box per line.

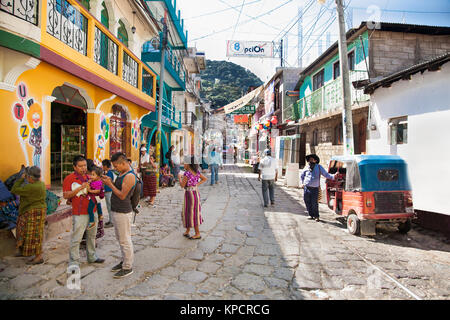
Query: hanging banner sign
xmin=231 ymin=105 xmax=256 ymax=115
xmin=234 ymin=115 xmax=249 ymax=124
xmin=227 ymin=40 xmax=275 ymax=58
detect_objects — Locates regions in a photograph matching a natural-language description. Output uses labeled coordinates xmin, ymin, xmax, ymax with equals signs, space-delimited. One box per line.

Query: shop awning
xmin=223 ymin=85 xmax=263 ymax=114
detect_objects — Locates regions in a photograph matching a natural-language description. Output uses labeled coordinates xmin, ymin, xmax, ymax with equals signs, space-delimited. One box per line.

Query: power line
xmin=272 ymin=0 xmax=316 ymax=42
xmin=189 ymin=0 xmax=295 ymax=42
xmin=219 ymin=0 xmax=285 ymax=32
xmin=231 ymin=0 xmax=246 ymax=40
xmin=350 ymin=6 xmax=450 ymax=14
xmin=184 ymin=0 xmax=262 ymax=20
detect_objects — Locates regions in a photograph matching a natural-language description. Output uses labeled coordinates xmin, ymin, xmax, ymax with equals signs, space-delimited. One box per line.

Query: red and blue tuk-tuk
xmin=326 ymin=155 xmax=415 ymax=236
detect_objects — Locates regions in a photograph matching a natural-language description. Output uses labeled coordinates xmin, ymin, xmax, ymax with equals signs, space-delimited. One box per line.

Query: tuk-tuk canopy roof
xmin=330 ymin=155 xmax=411 ymax=192
xmin=330 ymin=155 xmax=407 ymax=166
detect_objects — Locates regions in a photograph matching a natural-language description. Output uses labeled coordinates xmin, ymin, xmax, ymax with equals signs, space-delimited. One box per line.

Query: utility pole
xmin=335 ymin=0 xmax=354 ymax=155
xmin=156 ymin=11 xmax=168 ymax=185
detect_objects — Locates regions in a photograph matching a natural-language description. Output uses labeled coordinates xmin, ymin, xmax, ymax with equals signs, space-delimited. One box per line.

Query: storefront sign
xmin=226 ymin=40 xmax=275 ymax=58
xmin=234 ymin=114 xmax=249 ymax=124
xmin=231 ymin=105 xmax=256 ymax=114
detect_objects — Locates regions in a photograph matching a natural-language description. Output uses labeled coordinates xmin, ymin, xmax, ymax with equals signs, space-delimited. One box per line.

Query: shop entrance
xmin=50 ymin=85 xmax=87 ymax=187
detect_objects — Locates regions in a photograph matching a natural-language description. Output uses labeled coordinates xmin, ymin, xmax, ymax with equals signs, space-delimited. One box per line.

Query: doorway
xmin=50 ymin=85 xmax=88 ymax=186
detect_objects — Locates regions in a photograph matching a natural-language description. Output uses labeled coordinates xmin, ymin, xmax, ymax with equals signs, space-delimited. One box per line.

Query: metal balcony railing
xmin=156 ymin=94 xmax=182 ymax=125
xmin=181 ymin=111 xmax=197 ymax=127
xmin=284 ymin=70 xmax=370 ymax=122
xmin=43 ymin=0 xmax=156 ymax=99
xmin=1 ymin=0 xmax=38 ymax=25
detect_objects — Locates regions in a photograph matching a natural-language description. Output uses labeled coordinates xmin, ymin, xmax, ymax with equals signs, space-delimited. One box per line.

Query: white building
xmin=365 ymin=53 xmax=450 ymax=236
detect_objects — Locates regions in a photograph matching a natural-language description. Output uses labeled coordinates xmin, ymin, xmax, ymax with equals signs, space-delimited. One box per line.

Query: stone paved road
xmin=0 ymin=165 xmax=449 ymax=300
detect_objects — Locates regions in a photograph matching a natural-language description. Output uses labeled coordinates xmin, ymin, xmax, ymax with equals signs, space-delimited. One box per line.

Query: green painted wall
xmin=299 ymin=31 xmax=369 ymax=99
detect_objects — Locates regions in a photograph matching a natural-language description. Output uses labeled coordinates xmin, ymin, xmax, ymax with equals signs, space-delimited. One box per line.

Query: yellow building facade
xmin=0 ymin=0 xmax=157 ymax=187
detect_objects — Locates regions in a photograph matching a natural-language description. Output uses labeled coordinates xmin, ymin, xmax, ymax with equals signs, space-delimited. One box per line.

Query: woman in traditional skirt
xmin=11 ymin=166 xmax=47 ymax=265
xmin=179 ymin=158 xmax=207 ymax=240
xmin=142 ymin=146 xmax=158 ymax=205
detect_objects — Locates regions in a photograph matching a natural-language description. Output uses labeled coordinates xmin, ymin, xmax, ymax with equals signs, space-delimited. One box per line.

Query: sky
xmin=175 ymin=0 xmax=450 ymax=82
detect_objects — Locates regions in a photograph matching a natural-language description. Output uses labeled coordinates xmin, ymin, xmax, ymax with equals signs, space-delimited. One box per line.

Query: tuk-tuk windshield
xmin=344 ymin=161 xmax=362 ymax=191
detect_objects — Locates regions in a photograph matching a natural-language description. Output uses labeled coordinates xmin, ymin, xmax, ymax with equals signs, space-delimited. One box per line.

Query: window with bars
xmin=1 ymin=0 xmax=39 ymax=25
xmin=142 ymin=69 xmax=154 ymax=97
xmin=94 ymin=26 xmax=118 ymax=74
xmin=46 ymin=0 xmax=88 ymax=55
xmin=123 ymin=51 xmax=138 ymax=88
xmin=313 ymin=69 xmax=324 ymax=91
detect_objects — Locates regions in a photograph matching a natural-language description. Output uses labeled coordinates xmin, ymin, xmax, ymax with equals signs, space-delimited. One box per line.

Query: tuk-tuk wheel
xmin=347 ymin=214 xmax=361 ymax=235
xmin=398 ymin=219 xmax=412 ymax=234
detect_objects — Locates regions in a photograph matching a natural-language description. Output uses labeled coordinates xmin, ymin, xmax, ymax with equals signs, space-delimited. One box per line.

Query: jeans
xmin=210 ymin=164 xmax=219 ymax=185
xmin=69 ymin=214 xmax=98 ymax=266
xmin=172 ymin=165 xmax=180 ymax=182
xmin=304 ymin=186 xmax=319 ymax=218
xmin=112 ymin=211 xmax=134 ymax=270
xmin=104 ymin=192 xmax=113 ymax=223
xmin=261 ymin=179 xmax=275 ymax=206
xmin=88 ymin=200 xmax=103 ymax=224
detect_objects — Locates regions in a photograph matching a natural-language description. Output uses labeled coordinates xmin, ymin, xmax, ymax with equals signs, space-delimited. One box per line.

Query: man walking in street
xmin=209 ymin=147 xmax=222 ymax=185
xmin=300 ymin=154 xmax=336 ymax=222
xmin=258 ymin=149 xmax=278 ymax=208
xmin=63 ymin=155 xmax=104 ymax=268
xmin=101 ymin=152 xmax=137 ymax=278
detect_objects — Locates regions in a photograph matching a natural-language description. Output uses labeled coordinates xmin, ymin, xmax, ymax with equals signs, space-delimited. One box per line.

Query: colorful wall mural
xmin=11 ymin=82 xmax=45 ymax=168
xmin=94 ymin=112 xmax=110 ymax=166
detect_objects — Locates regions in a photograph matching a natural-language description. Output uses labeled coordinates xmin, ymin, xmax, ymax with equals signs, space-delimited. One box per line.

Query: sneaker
xmin=111 ymin=261 xmax=123 ymax=272
xmin=271 ymin=202 xmax=275 ymax=206
xmin=104 ymin=222 xmax=114 ymax=228
xmin=264 ymin=204 xmax=268 ymax=208
xmin=315 ymin=218 xmax=320 ymax=222
xmin=113 ymin=268 xmax=133 ymax=278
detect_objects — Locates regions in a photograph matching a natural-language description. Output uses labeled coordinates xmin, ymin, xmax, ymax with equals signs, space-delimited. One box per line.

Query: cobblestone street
xmin=0 ymin=165 xmax=449 ymax=300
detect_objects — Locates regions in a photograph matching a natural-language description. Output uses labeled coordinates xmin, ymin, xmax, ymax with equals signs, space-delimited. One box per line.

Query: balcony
xmin=284 ymin=70 xmax=370 ymax=122
xmin=142 ymin=94 xmax=182 ymax=130
xmin=181 ymin=111 xmax=197 ymax=127
xmin=1 ymin=0 xmax=38 ymax=25
xmin=144 ymin=0 xmax=188 ymax=49
xmin=142 ymin=43 xmax=186 ymax=90
xmin=37 ymin=0 xmax=157 ymax=109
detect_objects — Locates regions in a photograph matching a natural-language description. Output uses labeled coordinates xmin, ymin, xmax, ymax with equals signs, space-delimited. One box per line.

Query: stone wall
xmin=301 ymin=107 xmax=368 ymax=170
xmin=369 ymin=31 xmax=450 ymax=77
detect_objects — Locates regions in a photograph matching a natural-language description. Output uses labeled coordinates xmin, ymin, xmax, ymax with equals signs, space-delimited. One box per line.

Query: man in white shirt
xmin=258 ymin=149 xmax=278 ymax=207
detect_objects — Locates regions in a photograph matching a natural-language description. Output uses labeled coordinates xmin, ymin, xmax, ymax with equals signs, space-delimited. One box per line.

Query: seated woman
xmin=159 ymin=163 xmax=174 ymax=187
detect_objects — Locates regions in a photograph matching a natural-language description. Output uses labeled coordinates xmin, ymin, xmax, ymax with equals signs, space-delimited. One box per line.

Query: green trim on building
xmin=101 ymin=2 xmax=109 ymax=28
xmin=0 ymin=30 xmax=40 ymax=58
xmin=117 ymin=20 xmax=128 ymax=47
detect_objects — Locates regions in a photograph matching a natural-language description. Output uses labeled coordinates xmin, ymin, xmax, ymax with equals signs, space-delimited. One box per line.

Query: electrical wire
xmin=272 ymin=0 xmax=316 ymax=42
xmin=189 ymin=0 xmax=295 ymax=42
xmin=231 ymin=0 xmax=246 ymax=41
xmin=184 ymin=0 xmax=262 ymax=20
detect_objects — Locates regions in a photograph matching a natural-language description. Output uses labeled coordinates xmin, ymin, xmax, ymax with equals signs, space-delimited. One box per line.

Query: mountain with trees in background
xmin=200 ymin=60 xmax=263 ymax=109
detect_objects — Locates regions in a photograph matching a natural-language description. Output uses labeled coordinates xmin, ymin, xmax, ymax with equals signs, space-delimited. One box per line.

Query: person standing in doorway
xmin=63 ymin=155 xmax=104 ymax=267
xmin=258 ymin=149 xmax=278 ymax=208
xmin=300 ymin=154 xmax=336 ymax=222
xmin=209 ymin=147 xmax=222 ymax=185
xmin=101 ymin=152 xmax=137 ymax=279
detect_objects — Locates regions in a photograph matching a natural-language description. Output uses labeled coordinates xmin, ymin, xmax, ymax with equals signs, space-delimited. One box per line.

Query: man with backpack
xmin=101 ymin=152 xmax=141 ymax=279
